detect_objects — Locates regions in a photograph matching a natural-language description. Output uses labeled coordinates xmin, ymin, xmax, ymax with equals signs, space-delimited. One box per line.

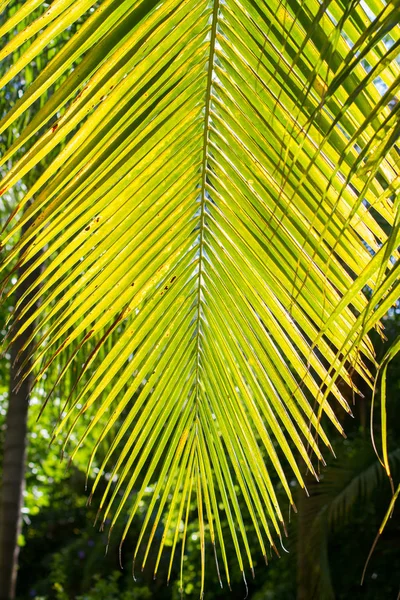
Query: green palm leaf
xmin=293 ymin=445 xmax=400 ymax=600
xmin=1 ymin=0 xmax=399 ymax=591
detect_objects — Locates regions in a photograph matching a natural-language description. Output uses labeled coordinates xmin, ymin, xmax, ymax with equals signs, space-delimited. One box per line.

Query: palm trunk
xmin=0 ymin=233 xmax=42 ymax=600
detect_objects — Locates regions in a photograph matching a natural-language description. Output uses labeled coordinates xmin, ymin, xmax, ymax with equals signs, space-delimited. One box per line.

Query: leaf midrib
xmin=194 ymin=0 xmax=220 ymax=397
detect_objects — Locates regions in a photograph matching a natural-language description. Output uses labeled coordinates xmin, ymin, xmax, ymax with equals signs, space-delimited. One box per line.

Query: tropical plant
xmin=297 ymin=443 xmax=400 ymax=600
xmin=0 ymin=10 xmax=96 ymax=596
xmin=0 ymin=0 xmax=399 ymax=596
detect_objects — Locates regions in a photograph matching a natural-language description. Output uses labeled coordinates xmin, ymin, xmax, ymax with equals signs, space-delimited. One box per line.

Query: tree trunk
xmin=0 ymin=236 xmax=42 ymax=600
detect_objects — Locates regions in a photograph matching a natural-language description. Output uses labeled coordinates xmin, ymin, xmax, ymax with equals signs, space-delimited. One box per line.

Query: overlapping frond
xmin=1 ymin=0 xmax=399 ymax=591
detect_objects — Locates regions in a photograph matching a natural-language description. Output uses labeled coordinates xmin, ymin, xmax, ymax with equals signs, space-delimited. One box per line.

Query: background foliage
xmin=0 ymin=0 xmax=399 ymax=598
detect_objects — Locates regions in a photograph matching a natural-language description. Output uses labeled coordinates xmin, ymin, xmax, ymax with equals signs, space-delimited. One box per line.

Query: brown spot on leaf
xmin=52 ymin=123 xmax=58 ymax=132
xmin=0 ymin=187 xmax=7 ymax=195
xmin=170 ymin=276 xmax=176 ymax=283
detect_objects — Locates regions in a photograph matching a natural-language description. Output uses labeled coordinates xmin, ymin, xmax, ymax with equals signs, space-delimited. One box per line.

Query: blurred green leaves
xmin=0 ymin=0 xmax=399 ymax=592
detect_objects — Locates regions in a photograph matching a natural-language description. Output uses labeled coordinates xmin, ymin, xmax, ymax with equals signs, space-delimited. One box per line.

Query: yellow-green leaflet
xmin=361 ymin=483 xmax=400 ymax=585
xmin=1 ymin=0 xmax=399 ymax=592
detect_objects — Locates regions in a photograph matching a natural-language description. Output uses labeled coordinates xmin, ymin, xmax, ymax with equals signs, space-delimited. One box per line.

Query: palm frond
xmin=298 ymin=446 xmax=400 ymax=599
xmin=1 ymin=0 xmax=399 ymax=589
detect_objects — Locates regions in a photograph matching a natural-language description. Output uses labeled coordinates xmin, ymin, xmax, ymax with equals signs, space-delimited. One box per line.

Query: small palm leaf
xmin=299 ymin=446 xmax=400 ymax=599
xmin=1 ymin=0 xmax=399 ymax=591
